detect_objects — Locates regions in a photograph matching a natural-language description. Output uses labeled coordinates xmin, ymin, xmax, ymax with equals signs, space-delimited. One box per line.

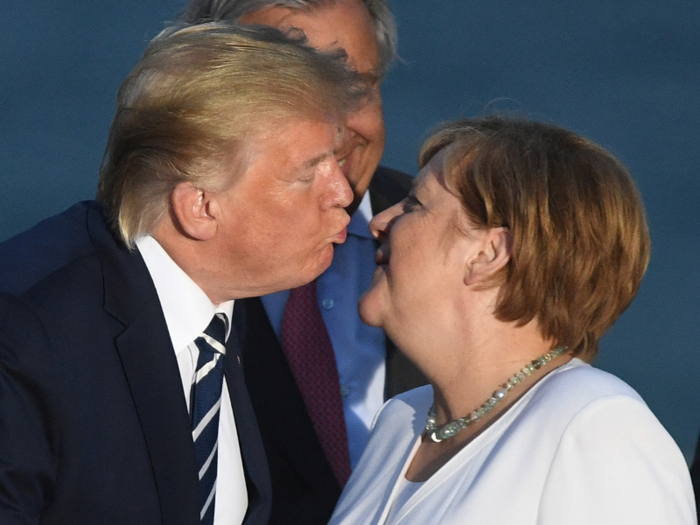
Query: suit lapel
xmin=89 ymin=206 xmax=199 ymax=525
xmin=224 ymin=326 xmax=272 ymax=525
xmin=116 ymin=313 xmax=200 ymax=525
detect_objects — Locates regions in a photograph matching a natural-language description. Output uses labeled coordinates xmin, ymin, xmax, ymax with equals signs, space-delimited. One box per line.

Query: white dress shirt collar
xmin=134 ymin=235 xmax=234 ymax=352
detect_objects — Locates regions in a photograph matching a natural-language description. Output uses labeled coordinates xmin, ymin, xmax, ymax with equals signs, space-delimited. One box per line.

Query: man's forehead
xmin=252 ymin=117 xmax=340 ymax=152
xmin=294 ymin=124 xmax=344 ymax=170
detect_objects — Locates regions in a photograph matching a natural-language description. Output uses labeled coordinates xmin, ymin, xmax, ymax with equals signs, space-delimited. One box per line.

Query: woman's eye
xmin=402 ymin=195 xmax=422 ymax=213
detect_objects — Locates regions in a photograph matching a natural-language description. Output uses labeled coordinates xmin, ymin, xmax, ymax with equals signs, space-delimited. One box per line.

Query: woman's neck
xmin=431 ymin=321 xmax=567 ymax=424
xmin=405 ymin=323 xmax=572 ymax=482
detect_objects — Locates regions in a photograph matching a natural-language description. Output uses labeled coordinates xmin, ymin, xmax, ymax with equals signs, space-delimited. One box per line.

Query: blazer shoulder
xmin=0 ymin=293 xmax=64 ymax=523
xmin=535 ymin=360 xmax=643 ymax=406
xmin=374 ymin=384 xmax=433 ymax=433
xmin=0 ymin=201 xmax=100 ymax=296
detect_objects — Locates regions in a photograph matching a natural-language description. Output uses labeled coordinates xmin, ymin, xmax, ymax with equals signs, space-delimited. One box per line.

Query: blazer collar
xmin=87 ymin=204 xmax=200 ymax=524
xmin=87 ymin=204 xmax=271 ymax=525
xmin=224 ymin=330 xmax=272 ymax=525
xmin=86 ymin=204 xmax=158 ymax=327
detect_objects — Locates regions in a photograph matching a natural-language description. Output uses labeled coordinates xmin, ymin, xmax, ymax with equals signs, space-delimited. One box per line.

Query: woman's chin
xmin=358 ymin=289 xmax=384 ymax=328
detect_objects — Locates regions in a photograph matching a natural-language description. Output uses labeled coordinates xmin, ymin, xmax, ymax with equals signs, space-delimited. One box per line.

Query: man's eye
xmin=298 ymin=173 xmax=315 ymax=183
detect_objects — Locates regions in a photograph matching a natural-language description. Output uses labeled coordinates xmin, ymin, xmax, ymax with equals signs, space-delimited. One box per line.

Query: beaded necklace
xmin=425 ymin=346 xmax=566 ymax=443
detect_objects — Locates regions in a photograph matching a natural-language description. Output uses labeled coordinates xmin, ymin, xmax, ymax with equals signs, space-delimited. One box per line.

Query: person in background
xmin=179 ymin=1 xmax=427 ymax=523
xmin=0 ymin=22 xmax=367 ymax=525
xmin=329 ymin=116 xmax=695 ymax=524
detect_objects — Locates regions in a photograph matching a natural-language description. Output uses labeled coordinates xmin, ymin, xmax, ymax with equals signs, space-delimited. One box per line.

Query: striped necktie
xmin=191 ymin=313 xmax=227 ymax=525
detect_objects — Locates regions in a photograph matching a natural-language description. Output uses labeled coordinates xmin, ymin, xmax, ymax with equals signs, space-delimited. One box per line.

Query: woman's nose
xmin=369 ymin=201 xmax=403 ymax=239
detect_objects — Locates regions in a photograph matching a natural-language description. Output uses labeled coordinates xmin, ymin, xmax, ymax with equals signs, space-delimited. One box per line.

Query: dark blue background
xmin=2 ymin=1 xmax=699 ymax=460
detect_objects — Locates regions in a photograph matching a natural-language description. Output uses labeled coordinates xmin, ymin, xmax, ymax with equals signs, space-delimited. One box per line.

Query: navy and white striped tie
xmin=191 ymin=313 xmax=227 ymax=525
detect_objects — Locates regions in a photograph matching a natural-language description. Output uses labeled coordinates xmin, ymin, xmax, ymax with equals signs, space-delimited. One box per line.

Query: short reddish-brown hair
xmin=420 ymin=117 xmax=650 ymax=361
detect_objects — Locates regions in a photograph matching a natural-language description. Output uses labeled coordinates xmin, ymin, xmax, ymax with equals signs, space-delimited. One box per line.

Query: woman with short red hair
xmin=329 ymin=116 xmax=694 ymax=525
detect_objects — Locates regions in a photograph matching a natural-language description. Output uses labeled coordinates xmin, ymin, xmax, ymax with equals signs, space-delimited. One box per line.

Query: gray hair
xmin=96 ymin=22 xmax=368 ymax=246
xmin=178 ymin=0 xmax=398 ymax=77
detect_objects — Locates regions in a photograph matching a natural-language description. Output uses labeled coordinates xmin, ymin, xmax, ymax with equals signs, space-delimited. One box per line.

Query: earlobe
xmin=170 ymin=182 xmax=218 ymax=241
xmin=464 ymin=227 xmax=512 ymax=286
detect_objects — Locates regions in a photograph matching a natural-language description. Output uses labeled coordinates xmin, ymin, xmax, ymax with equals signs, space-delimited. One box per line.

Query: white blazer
xmin=329 ymin=359 xmax=696 ymax=525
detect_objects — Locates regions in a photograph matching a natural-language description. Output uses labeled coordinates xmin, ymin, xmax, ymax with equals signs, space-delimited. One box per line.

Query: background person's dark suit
xmin=233 ymin=167 xmax=426 ymax=525
xmin=0 ymin=201 xmax=271 ymax=525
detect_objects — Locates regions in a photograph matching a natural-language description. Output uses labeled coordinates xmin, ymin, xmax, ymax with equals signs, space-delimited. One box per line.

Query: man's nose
xmin=327 ymin=159 xmax=354 ymax=208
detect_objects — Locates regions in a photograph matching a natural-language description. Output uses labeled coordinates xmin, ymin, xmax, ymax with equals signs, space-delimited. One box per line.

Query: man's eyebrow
xmin=297 ymin=125 xmax=343 ymax=171
xmin=334 ymin=124 xmax=345 ymax=148
xmin=301 ymin=151 xmax=333 ymax=171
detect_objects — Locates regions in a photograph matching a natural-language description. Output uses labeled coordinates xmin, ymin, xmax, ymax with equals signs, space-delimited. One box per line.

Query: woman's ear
xmin=464 ymin=227 xmax=512 ymax=286
xmin=170 ymin=182 xmax=218 ymax=241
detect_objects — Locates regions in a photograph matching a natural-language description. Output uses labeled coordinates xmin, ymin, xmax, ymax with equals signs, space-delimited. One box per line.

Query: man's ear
xmin=464 ymin=227 xmax=512 ymax=286
xmin=170 ymin=182 xmax=217 ymax=241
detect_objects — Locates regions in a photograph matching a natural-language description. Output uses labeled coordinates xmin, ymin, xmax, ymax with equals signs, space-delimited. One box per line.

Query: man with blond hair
xmin=0 ymin=22 xmax=367 ymax=525
xmin=180 ymin=2 xmax=426 ymax=523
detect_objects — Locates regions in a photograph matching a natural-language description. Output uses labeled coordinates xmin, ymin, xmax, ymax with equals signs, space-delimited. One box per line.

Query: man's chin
xmin=288 ymin=247 xmax=335 ymax=289
xmin=314 ymin=246 xmax=335 ymax=277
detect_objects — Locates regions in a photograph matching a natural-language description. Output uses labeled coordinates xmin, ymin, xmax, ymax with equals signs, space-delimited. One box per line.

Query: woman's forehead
xmin=416 ymin=149 xmax=447 ymax=184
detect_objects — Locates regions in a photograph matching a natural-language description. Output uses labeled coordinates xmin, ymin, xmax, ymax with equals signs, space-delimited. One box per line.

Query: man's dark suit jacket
xmin=233 ymin=167 xmax=427 ymax=525
xmin=0 ymin=201 xmax=271 ymax=525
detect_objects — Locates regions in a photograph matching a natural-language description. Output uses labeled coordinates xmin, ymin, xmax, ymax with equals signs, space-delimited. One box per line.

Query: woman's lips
xmin=374 ymin=245 xmax=390 ymax=265
xmin=369 ymin=262 xmax=387 ymax=286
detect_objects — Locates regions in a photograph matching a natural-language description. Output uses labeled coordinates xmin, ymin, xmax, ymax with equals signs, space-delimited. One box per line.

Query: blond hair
xmin=420 ymin=117 xmax=651 ymax=360
xmin=97 ymin=22 xmax=367 ymax=246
